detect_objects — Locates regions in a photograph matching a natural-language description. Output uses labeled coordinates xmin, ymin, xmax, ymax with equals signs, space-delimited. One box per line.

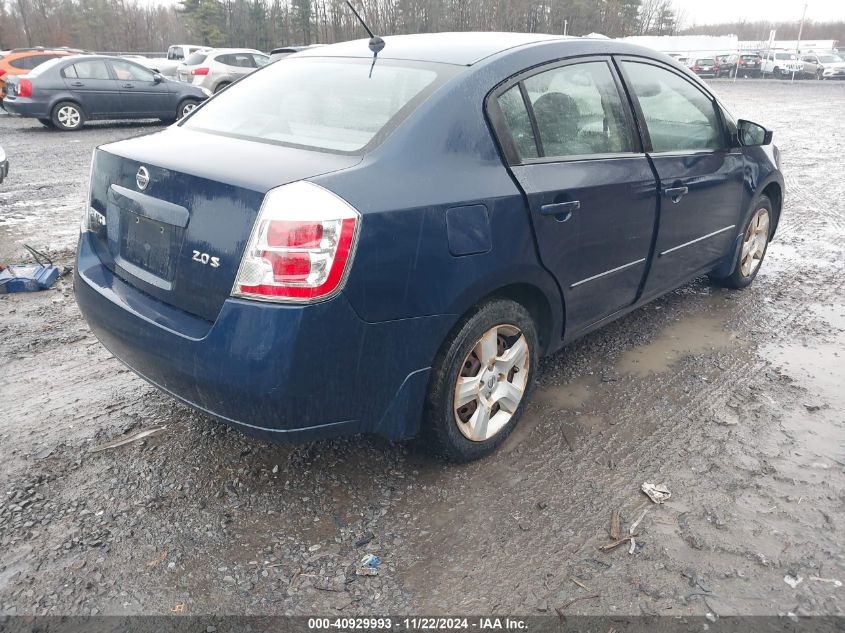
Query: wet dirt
xmin=1 ymin=80 xmax=844 ymax=616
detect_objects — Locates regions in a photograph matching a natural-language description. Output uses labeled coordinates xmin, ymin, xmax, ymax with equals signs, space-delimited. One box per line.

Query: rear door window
xmin=521 ymin=61 xmax=635 ymax=159
xmin=622 ymin=61 xmax=724 ymax=153
xmin=72 ymin=60 xmax=112 ymax=80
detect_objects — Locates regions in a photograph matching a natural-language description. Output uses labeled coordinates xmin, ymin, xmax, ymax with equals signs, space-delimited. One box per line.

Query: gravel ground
xmin=1 ymin=79 xmax=844 ymax=617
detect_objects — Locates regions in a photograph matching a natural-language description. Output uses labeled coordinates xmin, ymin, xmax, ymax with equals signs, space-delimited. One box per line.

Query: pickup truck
xmin=135 ymin=45 xmax=208 ymax=77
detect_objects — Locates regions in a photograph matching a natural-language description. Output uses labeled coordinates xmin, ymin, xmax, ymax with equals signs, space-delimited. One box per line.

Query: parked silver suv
xmin=176 ymin=48 xmax=270 ymax=94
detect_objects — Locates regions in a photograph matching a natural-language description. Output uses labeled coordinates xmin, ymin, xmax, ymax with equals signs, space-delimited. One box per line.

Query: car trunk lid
xmin=87 ymin=126 xmax=361 ymax=321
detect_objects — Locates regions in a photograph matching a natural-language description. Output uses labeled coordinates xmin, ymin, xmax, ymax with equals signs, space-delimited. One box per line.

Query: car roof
xmin=295 ymin=32 xmax=574 ymax=66
xmin=207 ymin=48 xmax=264 ymax=54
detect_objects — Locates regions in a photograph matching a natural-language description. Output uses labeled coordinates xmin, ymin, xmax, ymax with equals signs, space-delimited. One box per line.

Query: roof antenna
xmin=344 ymin=0 xmax=384 ymax=77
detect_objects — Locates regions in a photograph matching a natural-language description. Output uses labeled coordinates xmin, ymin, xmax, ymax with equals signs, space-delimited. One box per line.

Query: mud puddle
xmin=617 ymin=314 xmax=741 ymax=376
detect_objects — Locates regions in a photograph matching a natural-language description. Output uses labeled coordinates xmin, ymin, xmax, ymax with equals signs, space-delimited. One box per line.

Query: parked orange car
xmin=0 ymin=48 xmax=76 ymax=100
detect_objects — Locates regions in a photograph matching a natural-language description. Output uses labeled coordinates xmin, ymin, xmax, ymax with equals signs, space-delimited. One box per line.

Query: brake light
xmin=18 ymin=79 xmax=32 ymax=97
xmin=191 ymin=67 xmax=209 ymax=76
xmin=738 ymin=59 xmax=745 ymax=65
xmin=233 ymin=181 xmax=360 ymax=302
xmin=0 ymin=69 xmax=6 ymax=77
xmin=692 ymin=65 xmax=701 ymax=71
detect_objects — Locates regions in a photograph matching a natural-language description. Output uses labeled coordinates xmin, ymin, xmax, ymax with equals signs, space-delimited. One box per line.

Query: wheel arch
xmin=760 ymin=180 xmax=783 ymax=237
xmin=50 ymin=97 xmax=85 ymax=117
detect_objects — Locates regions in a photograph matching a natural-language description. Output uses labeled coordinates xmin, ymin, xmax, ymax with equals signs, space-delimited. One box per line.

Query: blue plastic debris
xmin=0 ymin=245 xmax=61 ymax=293
xmin=356 ymin=554 xmax=382 ymax=576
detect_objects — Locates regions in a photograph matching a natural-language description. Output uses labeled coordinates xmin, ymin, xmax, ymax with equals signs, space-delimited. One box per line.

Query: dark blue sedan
xmin=74 ymin=33 xmax=784 ymax=461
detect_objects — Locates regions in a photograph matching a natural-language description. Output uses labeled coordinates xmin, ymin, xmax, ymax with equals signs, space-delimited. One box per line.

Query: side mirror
xmin=153 ymin=73 xmax=164 ymax=83
xmin=737 ymin=119 xmax=772 ymax=146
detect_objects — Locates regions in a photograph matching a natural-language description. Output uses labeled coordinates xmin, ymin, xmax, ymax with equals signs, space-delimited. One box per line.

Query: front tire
xmin=710 ymin=196 xmax=773 ymax=289
xmin=773 ymin=67 xmax=782 ymax=79
xmin=422 ymin=298 xmax=538 ymax=462
xmin=176 ymin=98 xmax=199 ymax=120
xmin=51 ymin=101 xmax=85 ymax=131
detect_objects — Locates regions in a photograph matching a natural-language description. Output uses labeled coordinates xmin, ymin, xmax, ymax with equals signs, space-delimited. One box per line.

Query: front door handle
xmin=540 ymin=200 xmax=580 ymax=221
xmin=122 ymin=83 xmax=134 ymax=89
xmin=663 ymin=186 xmax=689 ymax=203
xmin=70 ymin=82 xmax=84 ymax=87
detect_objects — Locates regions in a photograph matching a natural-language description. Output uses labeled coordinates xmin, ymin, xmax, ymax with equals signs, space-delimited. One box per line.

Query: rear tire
xmin=51 ymin=101 xmax=85 ymax=131
xmin=176 ymin=98 xmax=199 ymax=120
xmin=422 ymin=298 xmax=538 ymax=462
xmin=214 ymin=82 xmax=230 ymax=94
xmin=773 ymin=67 xmax=782 ymax=79
xmin=709 ymin=195 xmax=773 ymax=289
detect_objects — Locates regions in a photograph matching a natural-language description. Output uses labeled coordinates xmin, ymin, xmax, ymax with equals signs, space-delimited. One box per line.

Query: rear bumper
xmin=74 ymin=232 xmax=453 ymax=442
xmin=2 ymin=97 xmax=48 ymax=118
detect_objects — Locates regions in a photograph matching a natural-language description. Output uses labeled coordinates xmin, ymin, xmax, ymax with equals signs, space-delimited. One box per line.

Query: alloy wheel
xmin=454 ymin=324 xmax=530 ymax=442
xmin=57 ymin=106 xmax=81 ymax=129
xmin=740 ymin=208 xmax=770 ymax=277
xmin=180 ymin=102 xmax=197 ymax=118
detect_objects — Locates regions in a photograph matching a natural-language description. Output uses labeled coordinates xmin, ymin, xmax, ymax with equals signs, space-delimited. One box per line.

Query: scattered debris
xmin=308 ymin=544 xmax=322 ymax=552
xmin=598 ymin=535 xmax=636 ymax=552
xmin=570 ymin=577 xmax=592 ymax=592
xmin=554 ymin=593 xmax=600 ymax=617
xmin=356 ymin=554 xmax=381 ymax=576
xmin=610 ymin=510 xmax=620 ymax=540
xmin=88 ymin=426 xmax=167 ymax=453
xmin=809 ymin=576 xmax=842 ymax=587
xmin=537 ymin=500 xmax=548 ymax=510
xmin=803 ymin=403 xmax=822 ymax=412
xmin=354 ymin=532 xmax=375 ymax=548
xmin=145 ymin=551 xmax=168 ymax=569
xmin=784 ymin=574 xmax=803 ymax=589
xmin=628 ymin=538 xmax=636 ymax=555
xmin=629 ymin=509 xmax=648 ymax=533
xmin=0 ymin=245 xmax=61 ymax=293
xmin=641 ymin=482 xmax=671 ymax=504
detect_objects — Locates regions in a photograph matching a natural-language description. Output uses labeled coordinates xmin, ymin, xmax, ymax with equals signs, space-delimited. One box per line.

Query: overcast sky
xmin=677 ymin=0 xmax=844 ymax=26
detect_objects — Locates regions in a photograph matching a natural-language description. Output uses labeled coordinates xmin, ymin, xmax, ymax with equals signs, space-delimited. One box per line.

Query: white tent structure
xmin=620 ymin=35 xmax=739 ymax=58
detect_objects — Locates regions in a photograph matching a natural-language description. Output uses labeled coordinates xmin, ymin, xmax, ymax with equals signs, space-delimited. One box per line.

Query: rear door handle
xmin=71 ymin=82 xmax=84 ymax=87
xmin=122 ymin=83 xmax=134 ymax=89
xmin=540 ymin=200 xmax=580 ymax=221
xmin=663 ymin=186 xmax=689 ymax=202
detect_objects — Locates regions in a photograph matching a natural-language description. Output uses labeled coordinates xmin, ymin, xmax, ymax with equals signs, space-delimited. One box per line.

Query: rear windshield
xmin=775 ymin=53 xmax=798 ymax=60
xmin=185 ymin=52 xmax=208 ymax=65
xmin=697 ymin=59 xmax=715 ymax=65
xmin=183 ymin=57 xmax=459 ymax=153
xmin=27 ymin=56 xmax=65 ymax=76
xmin=741 ymin=55 xmax=760 ymax=60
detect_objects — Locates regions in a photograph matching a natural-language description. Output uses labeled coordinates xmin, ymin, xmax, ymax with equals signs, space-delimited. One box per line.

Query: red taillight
xmin=738 ymin=59 xmax=745 ymax=65
xmin=191 ymin=67 xmax=209 ymax=76
xmin=233 ymin=182 xmax=360 ymax=303
xmin=267 ymin=220 xmax=323 ymax=248
xmin=0 ymin=69 xmax=6 ymax=77
xmin=18 ymin=79 xmax=32 ymax=97
xmin=692 ymin=65 xmax=701 ymax=71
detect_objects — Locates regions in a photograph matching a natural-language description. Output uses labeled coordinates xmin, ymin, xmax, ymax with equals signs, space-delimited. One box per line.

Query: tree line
xmin=0 ymin=0 xmax=841 ymax=54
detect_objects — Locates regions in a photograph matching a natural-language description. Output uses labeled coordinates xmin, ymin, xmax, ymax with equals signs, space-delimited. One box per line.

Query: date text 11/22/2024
xmin=307 ymin=617 xmax=528 ymax=630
